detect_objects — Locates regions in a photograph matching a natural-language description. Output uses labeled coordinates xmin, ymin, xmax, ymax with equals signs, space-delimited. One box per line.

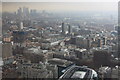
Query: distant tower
xmin=20 ymin=22 xmax=24 ymax=30
xmin=68 ymin=24 xmax=72 ymax=34
xmin=23 ymin=7 xmax=29 ymax=20
xmin=62 ymin=22 xmax=65 ymax=34
xmin=98 ymin=38 xmax=102 ymax=47
xmin=17 ymin=7 xmax=23 ymax=20
xmin=87 ymin=37 xmax=91 ymax=49
xmin=18 ymin=22 xmax=24 ymax=30
xmin=102 ymin=37 xmax=106 ymax=45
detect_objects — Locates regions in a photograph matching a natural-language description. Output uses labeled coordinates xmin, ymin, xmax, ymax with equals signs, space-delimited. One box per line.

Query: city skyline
xmin=1 ymin=1 xmax=119 ymax=79
xmin=2 ymin=2 xmax=118 ymax=12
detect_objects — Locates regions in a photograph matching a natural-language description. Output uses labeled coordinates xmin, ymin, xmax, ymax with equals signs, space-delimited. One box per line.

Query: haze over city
xmin=1 ymin=2 xmax=120 ymax=79
xmin=3 ymin=2 xmax=118 ymax=12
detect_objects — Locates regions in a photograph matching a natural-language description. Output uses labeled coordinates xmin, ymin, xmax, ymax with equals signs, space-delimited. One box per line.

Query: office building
xmin=17 ymin=7 xmax=23 ymax=20
xmin=102 ymin=37 xmax=106 ymax=45
xmin=62 ymin=23 xmax=65 ymax=34
xmin=98 ymin=38 xmax=102 ymax=47
xmin=68 ymin=24 xmax=72 ymax=34
xmin=23 ymin=7 xmax=30 ymax=20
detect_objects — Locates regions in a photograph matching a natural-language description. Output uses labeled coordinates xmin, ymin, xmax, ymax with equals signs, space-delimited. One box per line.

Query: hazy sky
xmin=2 ymin=2 xmax=118 ymax=12
xmin=2 ymin=0 xmax=120 ymax=2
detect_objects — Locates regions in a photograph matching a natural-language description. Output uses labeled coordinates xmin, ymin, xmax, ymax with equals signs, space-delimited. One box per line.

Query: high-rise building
xmin=18 ymin=22 xmax=24 ymax=30
xmin=17 ymin=7 xmax=30 ymax=20
xmin=30 ymin=9 xmax=37 ymax=19
xmin=62 ymin=23 xmax=65 ymax=34
xmin=23 ymin=7 xmax=29 ymax=20
xmin=98 ymin=38 xmax=102 ymax=47
xmin=86 ymin=37 xmax=91 ymax=49
xmin=17 ymin=7 xmax=23 ymax=20
xmin=102 ymin=37 xmax=106 ymax=45
xmin=68 ymin=24 xmax=72 ymax=34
